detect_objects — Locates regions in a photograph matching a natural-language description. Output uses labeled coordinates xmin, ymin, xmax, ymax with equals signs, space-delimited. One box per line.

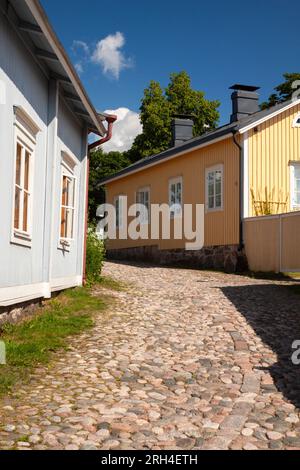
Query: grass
xmin=0 ymin=281 xmax=120 ymax=397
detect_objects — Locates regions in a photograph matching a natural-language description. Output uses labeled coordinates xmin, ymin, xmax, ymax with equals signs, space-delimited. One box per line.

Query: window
xmin=292 ymin=113 xmax=300 ymax=128
xmin=60 ymin=154 xmax=76 ymax=245
xmin=136 ymin=187 xmax=150 ymax=224
xmin=12 ymin=107 xmax=39 ymax=247
xmin=115 ymin=195 xmax=125 ymax=229
xmin=206 ymin=165 xmax=224 ymax=211
xmin=291 ymin=163 xmax=300 ymax=209
xmin=169 ymin=177 xmax=183 ymax=217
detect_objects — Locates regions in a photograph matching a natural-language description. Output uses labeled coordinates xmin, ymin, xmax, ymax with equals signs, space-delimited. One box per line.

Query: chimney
xmin=230 ymin=84 xmax=260 ymax=123
xmin=171 ymin=116 xmax=194 ymax=147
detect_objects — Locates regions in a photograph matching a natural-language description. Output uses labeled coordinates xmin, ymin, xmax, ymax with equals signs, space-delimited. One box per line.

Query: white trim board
xmin=50 ymin=275 xmax=82 ymax=292
xmin=0 ymin=277 xmax=82 ymax=307
xmin=239 ymin=99 xmax=300 ymax=134
xmin=0 ymin=283 xmax=50 ymax=307
xmin=243 ymin=132 xmax=249 ymax=218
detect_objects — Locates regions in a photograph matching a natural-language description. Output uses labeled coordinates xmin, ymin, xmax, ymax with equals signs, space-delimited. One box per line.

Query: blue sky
xmin=41 ymin=0 xmax=300 ymax=150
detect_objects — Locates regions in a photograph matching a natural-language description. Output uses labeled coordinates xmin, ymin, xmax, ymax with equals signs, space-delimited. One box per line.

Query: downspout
xmin=232 ymin=130 xmax=244 ymax=249
xmin=82 ymin=114 xmax=117 ymax=286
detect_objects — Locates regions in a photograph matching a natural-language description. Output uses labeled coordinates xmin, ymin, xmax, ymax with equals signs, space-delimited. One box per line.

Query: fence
xmin=244 ymin=211 xmax=300 ymax=273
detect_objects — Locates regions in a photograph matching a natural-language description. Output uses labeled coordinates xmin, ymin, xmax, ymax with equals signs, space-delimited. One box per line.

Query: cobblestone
xmin=0 ymin=262 xmax=300 ymax=450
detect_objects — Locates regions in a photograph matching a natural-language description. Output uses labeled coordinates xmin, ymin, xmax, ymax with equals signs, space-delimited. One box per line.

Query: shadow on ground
xmin=222 ymin=283 xmax=300 ymax=408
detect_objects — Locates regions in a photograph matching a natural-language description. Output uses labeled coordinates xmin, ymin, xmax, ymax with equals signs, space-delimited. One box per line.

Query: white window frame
xmin=290 ymin=162 xmax=300 ymax=210
xmin=114 ymin=195 xmax=125 ymax=230
xmin=292 ymin=113 xmax=300 ymax=128
xmin=169 ymin=176 xmax=183 ymax=218
xmin=58 ymin=152 xmax=77 ymax=251
xmin=205 ymin=164 xmax=224 ymax=212
xmin=11 ymin=107 xmax=40 ymax=248
xmin=136 ymin=186 xmax=150 ymax=225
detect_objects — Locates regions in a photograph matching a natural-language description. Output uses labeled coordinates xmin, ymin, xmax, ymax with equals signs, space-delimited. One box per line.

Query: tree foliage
xmin=260 ymin=73 xmax=300 ymax=110
xmin=88 ymin=71 xmax=220 ymax=220
xmin=127 ymin=71 xmax=220 ymax=161
xmin=88 ymin=149 xmax=130 ymax=222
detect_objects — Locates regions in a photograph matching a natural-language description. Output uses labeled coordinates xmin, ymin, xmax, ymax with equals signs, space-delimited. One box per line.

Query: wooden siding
xmin=105 ymin=137 xmax=240 ymax=250
xmin=244 ymin=212 xmax=300 ymax=272
xmin=248 ymin=103 xmax=300 ymax=216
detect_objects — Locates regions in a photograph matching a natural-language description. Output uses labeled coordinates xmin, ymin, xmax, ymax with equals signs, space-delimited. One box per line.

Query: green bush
xmin=86 ymin=229 xmax=106 ymax=286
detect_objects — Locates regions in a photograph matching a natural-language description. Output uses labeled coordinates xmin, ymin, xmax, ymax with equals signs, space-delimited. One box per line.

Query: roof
xmin=2 ymin=0 xmax=106 ymax=135
xmin=100 ymin=97 xmax=300 ymax=185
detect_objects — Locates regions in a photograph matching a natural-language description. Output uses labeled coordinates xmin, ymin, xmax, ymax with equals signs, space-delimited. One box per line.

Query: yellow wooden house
xmin=101 ymin=85 xmax=300 ymax=272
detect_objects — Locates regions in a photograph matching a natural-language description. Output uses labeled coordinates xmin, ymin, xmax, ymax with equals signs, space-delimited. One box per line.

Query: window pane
xmin=115 ymin=199 xmax=120 ymax=227
xmin=66 ymin=208 xmax=74 ymax=239
xmin=208 ymin=195 xmax=214 ymax=209
xmin=208 ymin=181 xmax=214 ymax=197
xmin=215 ymin=179 xmax=222 ymax=196
xmin=216 ymin=194 xmax=222 ymax=208
xmin=14 ymin=187 xmax=21 ymax=229
xmin=24 ymin=151 xmax=30 ymax=191
xmin=61 ymin=207 xmax=66 ymax=238
xmin=176 ymin=183 xmax=182 ymax=204
xmin=62 ymin=176 xmax=67 ymax=205
xmin=23 ymin=192 xmax=29 ymax=232
xmin=16 ymin=143 xmax=22 ymax=186
xmin=66 ymin=178 xmax=75 ymax=208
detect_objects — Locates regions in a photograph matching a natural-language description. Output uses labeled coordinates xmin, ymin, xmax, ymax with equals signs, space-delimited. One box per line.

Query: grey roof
xmin=3 ymin=0 xmax=106 ymax=135
xmin=100 ymin=98 xmax=296 ymax=185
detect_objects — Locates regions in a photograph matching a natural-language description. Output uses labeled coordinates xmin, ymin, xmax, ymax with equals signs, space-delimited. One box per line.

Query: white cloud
xmin=72 ymin=40 xmax=90 ymax=55
xmin=101 ymin=107 xmax=142 ymax=153
xmin=75 ymin=62 xmax=83 ymax=74
xmin=91 ymin=32 xmax=132 ymax=80
xmin=72 ymin=41 xmax=90 ymax=73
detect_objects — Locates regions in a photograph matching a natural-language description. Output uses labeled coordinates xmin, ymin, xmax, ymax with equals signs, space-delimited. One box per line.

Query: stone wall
xmin=107 ymin=245 xmax=248 ymax=273
xmin=0 ymin=299 xmax=42 ymax=326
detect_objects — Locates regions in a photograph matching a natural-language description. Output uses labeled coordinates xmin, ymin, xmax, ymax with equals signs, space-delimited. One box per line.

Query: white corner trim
xmin=239 ymin=99 xmax=300 ymax=134
xmin=0 ymin=283 xmax=50 ymax=307
xmin=243 ymin=132 xmax=249 ymax=218
xmin=50 ymin=276 xmax=82 ymax=292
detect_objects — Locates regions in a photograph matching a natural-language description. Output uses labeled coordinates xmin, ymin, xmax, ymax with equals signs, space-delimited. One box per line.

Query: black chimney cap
xmin=230 ymin=84 xmax=260 ymax=92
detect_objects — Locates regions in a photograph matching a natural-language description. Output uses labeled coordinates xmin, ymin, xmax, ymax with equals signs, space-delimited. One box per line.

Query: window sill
xmin=206 ymin=207 xmax=224 ymax=214
xmin=11 ymin=231 xmax=32 ymax=248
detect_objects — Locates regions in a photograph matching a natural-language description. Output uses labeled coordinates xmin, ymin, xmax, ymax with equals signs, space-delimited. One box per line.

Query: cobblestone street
xmin=0 ymin=262 xmax=300 ymax=450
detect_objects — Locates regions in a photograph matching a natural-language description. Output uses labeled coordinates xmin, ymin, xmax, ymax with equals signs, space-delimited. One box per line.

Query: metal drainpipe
xmin=82 ymin=114 xmax=117 ymax=286
xmin=232 ymin=130 xmax=244 ymax=250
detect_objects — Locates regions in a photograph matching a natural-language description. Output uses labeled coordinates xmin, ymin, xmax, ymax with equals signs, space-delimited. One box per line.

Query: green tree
xmin=127 ymin=71 xmax=220 ymax=161
xmin=88 ymin=149 xmax=130 ymax=222
xmin=260 ymin=73 xmax=300 ymax=110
